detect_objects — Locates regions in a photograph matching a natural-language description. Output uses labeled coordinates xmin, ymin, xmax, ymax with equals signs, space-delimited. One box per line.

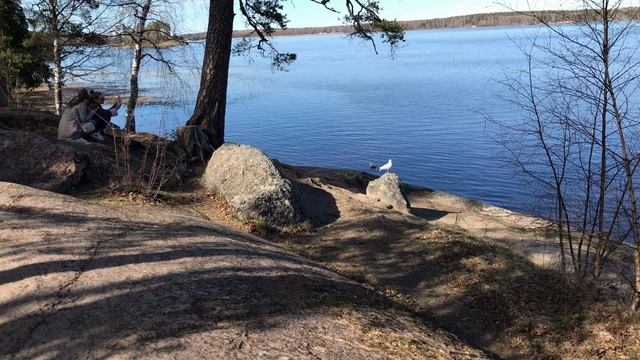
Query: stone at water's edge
xmin=202 ymin=143 xmax=303 ymax=227
xmin=366 ymin=172 xmax=411 ymax=213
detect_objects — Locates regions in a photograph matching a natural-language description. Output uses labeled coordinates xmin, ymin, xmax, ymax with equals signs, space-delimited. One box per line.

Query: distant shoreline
xmin=180 ymin=8 xmax=639 ymax=41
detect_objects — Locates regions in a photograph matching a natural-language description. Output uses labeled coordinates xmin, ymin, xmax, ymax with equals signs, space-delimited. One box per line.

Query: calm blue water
xmin=75 ymin=27 xmax=555 ymax=213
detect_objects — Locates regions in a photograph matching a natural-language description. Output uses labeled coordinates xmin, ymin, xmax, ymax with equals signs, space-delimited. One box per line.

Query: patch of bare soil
xmin=186 ymin=166 xmax=639 ymax=360
xmin=0 ymin=182 xmax=488 ymax=359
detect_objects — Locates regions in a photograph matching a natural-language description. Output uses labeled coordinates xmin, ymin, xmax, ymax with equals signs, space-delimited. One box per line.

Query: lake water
xmin=79 ymin=27 xmax=560 ymax=214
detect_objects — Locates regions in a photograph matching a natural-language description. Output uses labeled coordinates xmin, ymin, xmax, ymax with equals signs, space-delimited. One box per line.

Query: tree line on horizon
xmin=402 ymin=8 xmax=640 ymax=30
xmin=180 ymin=7 xmax=640 ymax=41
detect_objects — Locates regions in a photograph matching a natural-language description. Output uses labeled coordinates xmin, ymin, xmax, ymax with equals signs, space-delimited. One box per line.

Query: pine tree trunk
xmin=176 ymin=125 xmax=215 ymax=163
xmin=186 ymin=0 xmax=234 ymax=149
xmin=126 ymin=0 xmax=153 ymax=132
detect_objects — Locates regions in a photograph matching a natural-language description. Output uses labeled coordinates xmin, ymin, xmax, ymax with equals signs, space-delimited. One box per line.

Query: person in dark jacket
xmin=57 ymin=88 xmax=95 ymax=144
xmin=87 ymin=90 xmax=122 ymax=141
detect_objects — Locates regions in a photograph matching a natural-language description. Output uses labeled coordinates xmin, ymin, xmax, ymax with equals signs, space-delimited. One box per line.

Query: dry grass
xmin=267 ymin=205 xmax=638 ymax=359
xmin=76 ymin=161 xmax=640 ymax=359
xmin=152 ymin=167 xmax=640 ymax=359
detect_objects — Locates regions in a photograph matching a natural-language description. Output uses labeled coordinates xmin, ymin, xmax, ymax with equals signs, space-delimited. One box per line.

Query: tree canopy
xmin=235 ymin=0 xmax=404 ymax=67
xmin=0 ymin=0 xmax=29 ymax=47
xmin=145 ymin=20 xmax=172 ymax=42
xmin=26 ymin=0 xmax=113 ymax=113
xmin=0 ymin=0 xmax=50 ymax=105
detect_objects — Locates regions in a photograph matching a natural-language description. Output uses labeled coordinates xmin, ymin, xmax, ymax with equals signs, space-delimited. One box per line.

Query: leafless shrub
xmin=106 ymin=124 xmax=183 ymax=200
xmin=495 ymin=1 xmax=640 ymax=309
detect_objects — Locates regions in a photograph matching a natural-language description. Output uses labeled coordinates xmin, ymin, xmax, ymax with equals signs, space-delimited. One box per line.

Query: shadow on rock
xmin=411 ymin=207 xmax=450 ymax=221
xmin=291 ymin=214 xmax=593 ymax=359
xmin=294 ymin=180 xmax=340 ymax=227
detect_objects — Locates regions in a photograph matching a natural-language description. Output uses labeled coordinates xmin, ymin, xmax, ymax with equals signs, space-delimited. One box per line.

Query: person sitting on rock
xmin=57 ymin=88 xmax=96 ymax=144
xmin=87 ymin=90 xmax=122 ymax=142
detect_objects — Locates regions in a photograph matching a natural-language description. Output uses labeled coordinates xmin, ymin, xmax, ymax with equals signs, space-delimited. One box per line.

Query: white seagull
xmin=378 ymin=159 xmax=392 ymax=172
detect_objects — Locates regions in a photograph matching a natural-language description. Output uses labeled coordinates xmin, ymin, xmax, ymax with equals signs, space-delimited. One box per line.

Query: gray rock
xmin=0 ymin=129 xmax=93 ymax=192
xmin=366 ymin=172 xmax=411 ymax=213
xmin=202 ymin=143 xmax=303 ymax=226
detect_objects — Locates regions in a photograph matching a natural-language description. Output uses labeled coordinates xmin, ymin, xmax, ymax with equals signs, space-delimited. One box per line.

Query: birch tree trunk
xmin=125 ymin=0 xmax=153 ymax=132
xmin=594 ymin=6 xmax=610 ymax=281
xmin=50 ymin=0 xmax=63 ymax=115
xmin=53 ymin=37 xmax=63 ymax=115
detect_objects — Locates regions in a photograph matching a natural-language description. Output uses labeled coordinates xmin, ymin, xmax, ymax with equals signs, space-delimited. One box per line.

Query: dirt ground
xmin=175 ymin=166 xmax=639 ymax=360
xmin=1 ymin=106 xmax=637 ymax=359
xmin=0 ymin=182 xmax=489 ymax=359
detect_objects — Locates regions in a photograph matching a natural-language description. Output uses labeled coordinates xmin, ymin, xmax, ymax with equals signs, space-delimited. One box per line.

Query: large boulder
xmin=202 ymin=143 xmax=303 ymax=226
xmin=0 ymin=109 xmax=108 ymax=192
xmin=366 ymin=173 xmax=411 ymax=213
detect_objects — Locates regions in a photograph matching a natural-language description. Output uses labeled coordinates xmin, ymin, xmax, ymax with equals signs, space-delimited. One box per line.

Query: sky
xmin=179 ymin=0 xmax=635 ymax=33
